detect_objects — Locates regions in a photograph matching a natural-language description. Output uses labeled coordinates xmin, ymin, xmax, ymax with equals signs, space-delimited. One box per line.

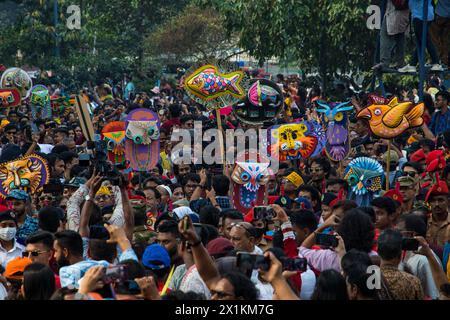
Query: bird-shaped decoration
xmin=344 ymin=157 xmax=384 ymax=206
xmin=356 ymin=97 xmax=424 ymax=139
xmin=316 ymin=101 xmax=354 ymax=162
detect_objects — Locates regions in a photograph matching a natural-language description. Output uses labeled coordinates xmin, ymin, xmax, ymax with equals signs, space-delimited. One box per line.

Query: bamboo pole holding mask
xmin=216 ymin=108 xmax=226 ymax=175
xmin=386 ymin=141 xmax=391 ymax=191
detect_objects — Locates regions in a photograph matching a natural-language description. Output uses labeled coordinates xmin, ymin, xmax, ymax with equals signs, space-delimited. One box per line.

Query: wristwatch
xmin=84 ymin=195 xmax=92 ymax=202
xmin=189 ymin=239 xmax=202 ymax=247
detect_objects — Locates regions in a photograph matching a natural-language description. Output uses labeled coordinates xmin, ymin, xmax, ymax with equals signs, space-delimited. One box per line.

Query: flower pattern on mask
xmin=102 ymin=121 xmax=126 ymax=164
xmin=0 ymin=68 xmax=33 ymax=99
xmin=30 ymin=85 xmax=52 ymax=119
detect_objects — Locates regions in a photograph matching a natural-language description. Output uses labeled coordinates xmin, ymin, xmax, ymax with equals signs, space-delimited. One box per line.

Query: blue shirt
xmin=409 ymin=0 xmax=435 ymax=21
xmin=436 ymin=0 xmax=450 ymax=18
xmin=429 ymin=109 xmax=450 ymax=136
xmin=16 ymin=215 xmax=39 ymax=245
xmin=124 ymin=82 xmax=135 ymax=101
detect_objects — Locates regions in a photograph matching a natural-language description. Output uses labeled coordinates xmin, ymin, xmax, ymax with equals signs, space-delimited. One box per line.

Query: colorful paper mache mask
xmin=125 ymin=108 xmax=160 ymax=171
xmin=30 ymin=85 xmax=52 ymax=119
xmin=316 ymin=101 xmax=354 ymax=162
xmin=356 ymin=97 xmax=424 ymax=139
xmin=270 ymin=121 xmax=325 ymax=161
xmin=102 ymin=121 xmax=126 ymax=164
xmin=0 ymin=88 xmax=21 ymax=107
xmin=0 ymin=154 xmax=50 ymax=198
xmin=233 ymin=78 xmax=284 ymax=125
xmin=231 ymin=151 xmax=270 ymax=214
xmin=0 ymin=67 xmax=32 ymax=99
xmin=344 ymin=157 xmax=383 ymax=206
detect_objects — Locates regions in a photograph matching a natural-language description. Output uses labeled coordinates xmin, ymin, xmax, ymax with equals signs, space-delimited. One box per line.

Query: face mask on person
xmin=0 ymin=227 xmax=17 ymax=241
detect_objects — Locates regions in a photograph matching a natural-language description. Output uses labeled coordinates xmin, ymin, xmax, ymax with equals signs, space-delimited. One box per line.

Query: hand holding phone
xmin=402 ymin=238 xmax=419 ymax=251
xmin=315 ymin=233 xmax=339 ymax=248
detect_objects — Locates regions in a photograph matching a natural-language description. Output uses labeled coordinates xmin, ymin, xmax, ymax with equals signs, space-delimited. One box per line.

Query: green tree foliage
xmin=200 ymin=0 xmax=377 ymax=89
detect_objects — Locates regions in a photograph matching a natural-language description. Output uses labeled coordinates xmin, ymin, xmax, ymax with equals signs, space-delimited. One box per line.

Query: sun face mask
xmin=30 ymin=85 xmax=52 ymax=119
xmin=344 ymin=157 xmax=384 ymax=206
xmin=125 ymin=109 xmax=160 ymax=171
xmin=0 ymin=154 xmax=50 ymax=198
xmin=270 ymin=121 xmax=325 ymax=161
xmin=102 ymin=121 xmax=126 ymax=165
xmin=231 ymin=151 xmax=270 ymax=214
xmin=316 ymin=101 xmax=354 ymax=162
xmin=0 ymin=67 xmax=32 ymax=99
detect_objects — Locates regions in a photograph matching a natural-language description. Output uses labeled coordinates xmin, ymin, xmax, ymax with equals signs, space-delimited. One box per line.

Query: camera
xmin=315 ymin=233 xmax=339 ymax=248
xmin=401 ymin=238 xmax=419 ymax=251
xmin=253 ymin=206 xmax=276 ymax=220
xmin=89 ymin=140 xmax=121 ymax=186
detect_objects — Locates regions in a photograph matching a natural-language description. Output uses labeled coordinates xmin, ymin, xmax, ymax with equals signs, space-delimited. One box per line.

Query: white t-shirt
xmin=38 ymin=144 xmax=54 ymax=154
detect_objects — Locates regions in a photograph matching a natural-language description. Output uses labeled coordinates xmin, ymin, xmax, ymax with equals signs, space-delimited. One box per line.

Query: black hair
xmin=378 ymin=229 xmax=402 ymax=261
xmin=402 ymin=161 xmax=423 ymax=174
xmin=272 ymin=230 xmax=284 ymax=249
xmin=220 ymin=210 xmax=244 ymax=225
xmin=143 ymin=176 xmax=163 ymax=188
xmin=212 ymin=175 xmax=230 ymax=196
xmin=182 ymin=173 xmax=200 ymax=185
xmin=332 ymin=200 xmax=358 ymax=212
xmin=134 ymin=206 xmax=147 ymax=226
xmin=345 ymin=261 xmax=379 ymax=299
xmin=297 ymin=185 xmax=322 ymax=208
xmin=163 ymin=290 xmax=206 ymax=300
xmin=326 ymin=178 xmax=349 ymax=192
xmin=311 ymin=269 xmax=348 ymax=300
xmin=341 ymin=249 xmax=373 ymax=276
xmin=199 ymin=205 xmax=220 ymax=227
xmin=359 ymin=206 xmax=376 ymax=224
xmin=25 ymin=231 xmax=54 ymax=250
xmin=51 ymin=144 xmax=70 ymax=154
xmin=3 ymin=123 xmax=18 ymax=132
xmin=144 ymin=187 xmax=161 ymax=200
xmin=436 ymin=90 xmax=450 ymax=103
xmin=58 ymin=151 xmax=79 ymax=165
xmin=290 ymin=209 xmax=318 ymax=232
xmin=371 ymin=197 xmax=397 ymax=216
xmin=222 ymin=271 xmax=258 ymax=300
xmin=88 ymin=239 xmax=117 ymax=263
xmin=54 ymin=230 xmax=83 ymax=257
xmin=311 ymin=157 xmax=331 ymax=176
xmin=443 ymin=164 xmax=450 ymax=180
xmin=398 ymin=214 xmax=427 ymax=238
xmin=38 ymin=206 xmax=64 ymax=233
xmin=169 ymin=104 xmax=182 ymax=118
xmin=23 ymin=263 xmax=56 ymax=300
xmin=336 ymin=209 xmax=375 ymax=253
xmin=120 ymin=259 xmax=146 ymax=279
xmin=180 ymin=114 xmax=194 ymax=124
xmin=202 ymin=224 xmax=219 ymax=243
xmin=157 ymin=220 xmax=180 ymax=238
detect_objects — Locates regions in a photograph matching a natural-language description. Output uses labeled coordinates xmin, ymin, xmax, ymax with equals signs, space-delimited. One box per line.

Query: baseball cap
xmin=294 ymin=197 xmax=313 ymax=210
xmin=4 ymin=257 xmax=32 ymax=281
xmin=206 ymin=237 xmax=234 ymax=258
xmin=5 ymin=189 xmax=30 ymax=201
xmin=274 ymin=196 xmax=293 ymax=209
xmin=0 ymin=210 xmax=17 ymax=223
xmin=142 ymin=244 xmax=171 ymax=270
xmin=398 ymin=176 xmax=416 ymax=187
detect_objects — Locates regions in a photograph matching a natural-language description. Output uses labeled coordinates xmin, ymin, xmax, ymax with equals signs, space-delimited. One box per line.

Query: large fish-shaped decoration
xmin=183 ymin=62 xmax=249 ymax=109
xmin=30 ymin=85 xmax=52 ymax=119
xmin=125 ymin=109 xmax=160 ymax=171
xmin=344 ymin=157 xmax=384 ymax=206
xmin=0 ymin=154 xmax=50 ymax=198
xmin=316 ymin=101 xmax=354 ymax=162
xmin=102 ymin=121 xmax=126 ymax=165
xmin=233 ymin=78 xmax=284 ymax=125
xmin=0 ymin=67 xmax=32 ymax=99
xmin=270 ymin=121 xmax=326 ymax=161
xmin=357 ymin=97 xmax=424 ymax=139
xmin=0 ymin=88 xmax=21 ymax=107
xmin=231 ymin=150 xmax=269 ymax=214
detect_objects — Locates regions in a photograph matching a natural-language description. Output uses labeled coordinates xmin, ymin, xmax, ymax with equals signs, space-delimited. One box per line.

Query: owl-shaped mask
xmin=231 ymin=154 xmax=270 ymax=213
xmin=0 ymin=89 xmax=21 ymax=107
xmin=125 ymin=109 xmax=160 ymax=171
xmin=270 ymin=121 xmax=325 ymax=161
xmin=344 ymin=157 xmax=384 ymax=206
xmin=30 ymin=85 xmax=52 ymax=119
xmin=0 ymin=154 xmax=50 ymax=198
xmin=102 ymin=121 xmax=126 ymax=164
xmin=316 ymin=101 xmax=353 ymax=162
xmin=0 ymin=67 xmax=33 ymax=99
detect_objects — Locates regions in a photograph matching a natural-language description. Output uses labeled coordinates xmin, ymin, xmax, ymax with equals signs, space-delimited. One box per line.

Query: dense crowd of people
xmin=0 ymin=64 xmax=449 ymax=301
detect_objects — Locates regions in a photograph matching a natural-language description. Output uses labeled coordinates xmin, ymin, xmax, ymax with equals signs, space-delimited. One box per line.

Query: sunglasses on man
xmin=22 ymin=250 xmax=50 ymax=257
xmin=401 ymin=171 xmax=417 ymax=178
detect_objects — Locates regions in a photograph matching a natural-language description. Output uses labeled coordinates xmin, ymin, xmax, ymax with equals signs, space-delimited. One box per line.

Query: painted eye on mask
xmin=133 ymin=135 xmax=144 ymax=144
xmin=334 ymin=112 xmax=343 ymax=121
xmin=147 ymin=126 xmax=160 ymax=140
xmin=107 ymin=139 xmax=116 ymax=150
xmin=348 ymin=174 xmax=359 ymax=186
xmin=240 ymin=172 xmax=250 ymax=182
xmin=256 ymin=173 xmax=264 ymax=182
